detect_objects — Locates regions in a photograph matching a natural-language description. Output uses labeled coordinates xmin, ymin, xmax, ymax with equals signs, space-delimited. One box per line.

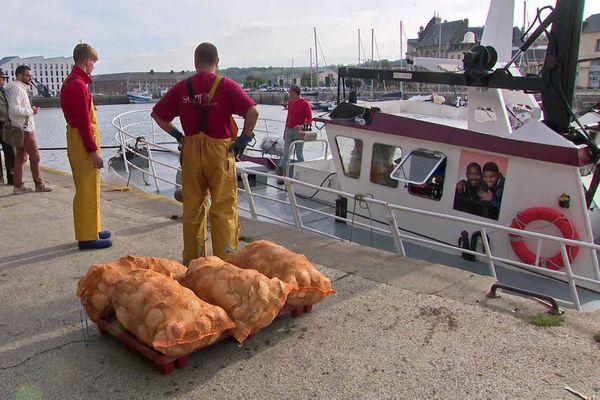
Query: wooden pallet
xmin=97 ymin=304 xmax=313 ymax=375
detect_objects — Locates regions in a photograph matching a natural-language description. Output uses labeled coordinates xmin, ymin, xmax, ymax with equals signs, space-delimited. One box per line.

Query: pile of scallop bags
xmin=77 ymin=242 xmax=335 ymax=356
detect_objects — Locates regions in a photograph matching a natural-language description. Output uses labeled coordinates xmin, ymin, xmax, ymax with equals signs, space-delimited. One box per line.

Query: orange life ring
xmin=509 ymin=207 xmax=580 ymax=270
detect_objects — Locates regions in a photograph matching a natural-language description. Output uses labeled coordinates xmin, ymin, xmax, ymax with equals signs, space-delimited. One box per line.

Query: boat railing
xmin=111 ymin=109 xmax=600 ymax=310
xmin=111 ymin=109 xmax=181 ymax=190
xmin=237 ymin=168 xmax=600 ymax=311
xmin=110 ymin=109 xmax=291 ymax=191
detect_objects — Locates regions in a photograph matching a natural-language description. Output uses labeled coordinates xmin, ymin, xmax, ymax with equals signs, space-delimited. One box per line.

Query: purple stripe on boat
xmin=315 ymin=112 xmax=593 ymax=167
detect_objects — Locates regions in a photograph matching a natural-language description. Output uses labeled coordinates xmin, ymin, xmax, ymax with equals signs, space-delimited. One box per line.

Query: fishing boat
xmin=108 ymin=0 xmax=600 ymax=311
xmin=127 ymin=89 xmax=153 ymax=103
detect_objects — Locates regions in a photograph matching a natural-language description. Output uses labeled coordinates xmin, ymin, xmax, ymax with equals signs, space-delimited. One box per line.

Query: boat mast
xmin=400 ymin=21 xmax=404 ymax=97
xmin=371 ymin=28 xmax=374 ymax=99
xmin=437 ymin=13 xmax=442 ymax=93
xmin=314 ymin=27 xmax=318 ymax=86
xmin=310 ymin=48 xmax=313 ymax=88
xmin=358 ymin=29 xmax=361 ymax=65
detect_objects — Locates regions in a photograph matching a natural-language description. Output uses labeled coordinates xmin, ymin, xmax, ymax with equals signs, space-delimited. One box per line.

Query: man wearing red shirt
xmin=60 ymin=43 xmax=112 ymax=250
xmin=279 ymin=84 xmax=312 ymax=177
xmin=152 ymin=42 xmax=258 ymax=264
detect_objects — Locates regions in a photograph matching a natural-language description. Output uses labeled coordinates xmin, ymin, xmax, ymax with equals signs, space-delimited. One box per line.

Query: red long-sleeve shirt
xmin=60 ymin=66 xmax=97 ymax=152
xmin=285 ymin=97 xmax=312 ymax=129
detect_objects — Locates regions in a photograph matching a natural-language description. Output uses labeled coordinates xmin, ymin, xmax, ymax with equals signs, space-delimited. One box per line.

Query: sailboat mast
xmin=358 ymin=29 xmax=361 ymax=65
xmin=314 ymin=27 xmax=318 ymax=84
xmin=400 ymin=21 xmax=404 ymax=97
xmin=310 ymin=48 xmax=313 ymax=88
xmin=400 ymin=21 xmax=403 ymax=69
xmin=371 ymin=28 xmax=375 ymax=99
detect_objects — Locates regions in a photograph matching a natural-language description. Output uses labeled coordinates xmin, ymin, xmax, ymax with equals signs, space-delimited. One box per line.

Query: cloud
xmin=3 ymin=0 xmax=599 ymax=74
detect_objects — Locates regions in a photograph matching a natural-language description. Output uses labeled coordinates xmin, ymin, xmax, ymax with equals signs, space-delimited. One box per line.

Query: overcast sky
xmin=3 ymin=0 xmax=599 ymax=74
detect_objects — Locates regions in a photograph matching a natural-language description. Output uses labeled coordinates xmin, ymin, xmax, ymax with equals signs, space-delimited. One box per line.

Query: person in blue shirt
xmin=479 ymin=161 xmax=505 ymax=218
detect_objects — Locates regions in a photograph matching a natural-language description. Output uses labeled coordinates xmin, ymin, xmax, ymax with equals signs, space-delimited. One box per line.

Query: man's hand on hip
xmin=90 ymin=152 xmax=104 ymax=169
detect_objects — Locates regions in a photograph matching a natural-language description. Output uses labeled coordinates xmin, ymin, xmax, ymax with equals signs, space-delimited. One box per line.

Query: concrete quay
xmin=0 ymin=167 xmax=599 ymax=399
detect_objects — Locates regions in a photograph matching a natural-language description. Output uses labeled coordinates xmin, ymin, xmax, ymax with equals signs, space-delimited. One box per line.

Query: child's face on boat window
xmin=466 ymin=166 xmax=481 ymax=186
xmin=483 ymin=170 xmax=499 ymax=189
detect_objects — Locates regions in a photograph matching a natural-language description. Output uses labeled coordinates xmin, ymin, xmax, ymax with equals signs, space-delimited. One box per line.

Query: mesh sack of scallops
xmin=229 ymin=240 xmax=336 ymax=306
xmin=117 ymin=255 xmax=187 ymax=280
xmin=77 ymin=256 xmax=188 ymax=323
xmin=112 ymin=269 xmax=235 ymax=356
xmin=180 ymin=256 xmax=291 ymax=343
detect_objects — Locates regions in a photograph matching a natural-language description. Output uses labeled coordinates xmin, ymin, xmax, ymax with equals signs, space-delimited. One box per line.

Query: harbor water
xmin=32 ymin=103 xmax=326 ymax=175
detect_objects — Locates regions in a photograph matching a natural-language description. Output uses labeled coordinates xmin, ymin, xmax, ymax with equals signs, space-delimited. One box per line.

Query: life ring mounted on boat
xmin=509 ymin=207 xmax=580 ymax=270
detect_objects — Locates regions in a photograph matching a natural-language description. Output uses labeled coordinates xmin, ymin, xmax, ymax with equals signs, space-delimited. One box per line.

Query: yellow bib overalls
xmin=66 ymin=99 xmax=101 ymax=241
xmin=182 ymin=75 xmax=239 ymax=264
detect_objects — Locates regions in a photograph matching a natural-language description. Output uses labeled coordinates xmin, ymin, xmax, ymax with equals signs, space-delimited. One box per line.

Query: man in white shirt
xmin=7 ymin=65 xmax=51 ymax=194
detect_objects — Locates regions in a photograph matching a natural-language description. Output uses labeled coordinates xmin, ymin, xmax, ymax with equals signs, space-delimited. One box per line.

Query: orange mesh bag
xmin=77 ymin=256 xmax=188 ymax=322
xmin=180 ymin=256 xmax=291 ymax=343
xmin=76 ymin=262 xmax=136 ymax=323
xmin=112 ymin=269 xmax=235 ymax=356
xmin=229 ymin=240 xmax=335 ymax=306
xmin=117 ymin=255 xmax=187 ymax=280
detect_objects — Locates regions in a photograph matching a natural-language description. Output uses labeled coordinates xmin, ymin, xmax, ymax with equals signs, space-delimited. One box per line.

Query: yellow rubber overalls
xmin=182 ymin=75 xmax=239 ymax=265
xmin=66 ymin=99 xmax=101 ymax=241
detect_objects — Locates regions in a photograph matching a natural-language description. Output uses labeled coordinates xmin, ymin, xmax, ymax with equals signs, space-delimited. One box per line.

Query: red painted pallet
xmin=96 ymin=304 xmax=313 ymax=375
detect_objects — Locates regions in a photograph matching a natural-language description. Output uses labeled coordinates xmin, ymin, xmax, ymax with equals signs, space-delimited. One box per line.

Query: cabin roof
xmin=315 ymin=113 xmax=592 ymax=167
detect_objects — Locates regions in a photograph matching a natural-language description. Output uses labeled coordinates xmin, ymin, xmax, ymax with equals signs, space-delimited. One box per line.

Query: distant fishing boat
xmin=127 ymin=89 xmax=153 ymax=103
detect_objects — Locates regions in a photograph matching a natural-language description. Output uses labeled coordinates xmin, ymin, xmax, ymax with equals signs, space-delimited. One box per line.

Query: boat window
xmin=370 ymin=143 xmax=402 ymax=188
xmin=335 ymin=136 xmax=363 ymax=178
xmin=390 ymin=149 xmax=446 ymax=201
xmin=390 ymin=149 xmax=446 ymax=185
xmin=407 ymin=158 xmax=446 ymax=201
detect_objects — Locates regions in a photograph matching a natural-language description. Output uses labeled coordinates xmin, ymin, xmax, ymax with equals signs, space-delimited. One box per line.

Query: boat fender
xmin=459 ymin=231 xmax=475 ymax=261
xmin=509 ymin=207 xmax=580 ymax=270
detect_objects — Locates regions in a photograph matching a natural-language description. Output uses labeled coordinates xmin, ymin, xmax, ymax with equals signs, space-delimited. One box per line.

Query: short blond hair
xmin=73 ymin=43 xmax=99 ymax=65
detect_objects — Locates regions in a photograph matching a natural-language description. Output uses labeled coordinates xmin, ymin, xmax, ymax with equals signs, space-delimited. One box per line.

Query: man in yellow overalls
xmin=152 ymin=43 xmax=258 ymax=264
xmin=60 ymin=43 xmax=112 ymax=250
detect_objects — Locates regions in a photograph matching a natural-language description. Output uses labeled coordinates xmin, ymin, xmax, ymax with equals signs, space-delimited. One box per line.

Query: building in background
xmin=578 ymin=14 xmax=600 ymax=88
xmin=406 ymin=16 xmax=547 ymax=75
xmin=91 ymin=71 xmax=193 ymax=97
xmin=0 ymin=55 xmax=73 ymax=97
xmin=407 ymin=17 xmax=469 ymax=59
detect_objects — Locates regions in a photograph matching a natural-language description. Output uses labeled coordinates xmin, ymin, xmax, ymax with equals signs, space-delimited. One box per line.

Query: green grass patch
xmin=594 ymin=332 xmax=600 ymax=343
xmin=527 ymin=314 xmax=565 ymax=327
xmin=238 ymin=235 xmax=254 ymax=243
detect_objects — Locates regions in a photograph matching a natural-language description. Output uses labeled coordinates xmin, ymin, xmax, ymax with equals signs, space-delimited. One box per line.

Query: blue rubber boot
xmin=98 ymin=230 xmax=112 ymax=239
xmin=78 ymin=239 xmax=113 ymax=250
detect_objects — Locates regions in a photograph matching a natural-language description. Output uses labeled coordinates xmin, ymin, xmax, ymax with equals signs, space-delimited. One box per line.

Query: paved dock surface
xmin=1 ymin=168 xmax=599 ymax=399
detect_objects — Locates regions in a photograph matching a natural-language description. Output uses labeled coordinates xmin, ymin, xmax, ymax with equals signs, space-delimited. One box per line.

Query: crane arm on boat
xmin=335 ymin=0 xmax=600 ymax=207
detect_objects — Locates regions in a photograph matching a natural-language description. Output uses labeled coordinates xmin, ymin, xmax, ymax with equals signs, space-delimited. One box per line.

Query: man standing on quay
xmin=7 ymin=65 xmax=52 ymax=194
xmin=0 ymin=68 xmax=15 ymax=185
xmin=60 ymin=43 xmax=112 ymax=250
xmin=152 ymin=42 xmax=258 ymax=264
